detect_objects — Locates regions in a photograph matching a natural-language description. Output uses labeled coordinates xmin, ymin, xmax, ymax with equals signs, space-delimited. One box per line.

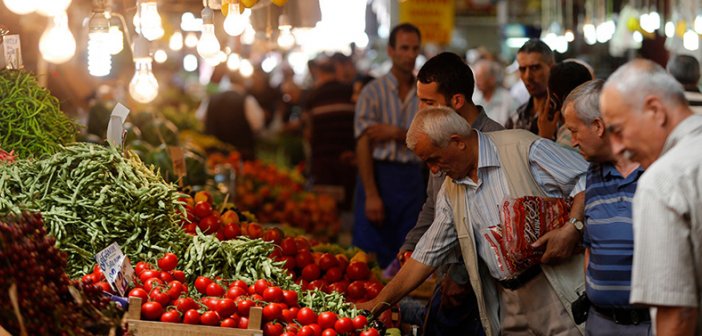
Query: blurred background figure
xmin=204 ymin=66 xmax=265 ymax=161
xmin=472 ymin=59 xmax=518 ymax=127
xmin=507 ymin=39 xmax=554 ymax=135
xmin=331 ymin=52 xmax=359 ymax=85
xmin=544 ymin=60 xmax=594 ymax=147
xmin=667 ymin=54 xmax=702 ymax=114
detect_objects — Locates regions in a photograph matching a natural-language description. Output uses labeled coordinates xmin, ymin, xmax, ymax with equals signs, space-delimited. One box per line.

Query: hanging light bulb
xmin=242 ymin=24 xmax=256 ymax=45
xmin=227 ymin=53 xmax=241 ymax=71
xmin=168 ymin=32 xmax=183 ymax=51
xmin=3 ymin=0 xmax=38 ymax=15
xmin=239 ymin=58 xmax=254 ymax=77
xmin=35 ymin=0 xmax=72 ymax=17
xmin=564 ymin=29 xmax=575 ymax=42
xmin=583 ymin=23 xmax=597 ymax=45
xmin=277 ymin=14 xmax=295 ymax=50
xmin=596 ymin=20 xmax=615 ymax=43
xmin=683 ymin=29 xmax=699 ymax=50
xmin=695 ymin=14 xmax=702 ymax=34
xmin=648 ymin=10 xmax=660 ymax=31
xmin=223 ymin=2 xmax=249 ymax=36
xmin=39 ymin=12 xmax=76 ymax=64
xmin=633 ymin=30 xmax=644 ymax=43
xmin=197 ymin=7 xmax=221 ymax=59
xmin=184 ymin=32 xmax=199 ymax=48
xmin=153 ymin=49 xmax=168 ymax=63
xmin=87 ymin=12 xmax=111 ymax=77
xmin=137 ymin=0 xmax=164 ymax=41
xmin=107 ymin=25 xmax=124 ymax=55
xmin=665 ymin=21 xmax=675 ymax=37
xmin=129 ymin=36 xmax=159 ymax=104
xmin=183 ymin=53 xmax=198 ymax=72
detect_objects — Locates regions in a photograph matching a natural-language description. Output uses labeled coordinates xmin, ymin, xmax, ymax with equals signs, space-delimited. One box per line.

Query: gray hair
xmin=407 ymin=106 xmax=472 ymax=151
xmin=667 ymin=54 xmax=701 ymax=87
xmin=474 ymin=59 xmax=504 ymax=84
xmin=604 ymin=59 xmax=687 ymax=111
xmin=563 ymin=79 xmax=604 ymax=124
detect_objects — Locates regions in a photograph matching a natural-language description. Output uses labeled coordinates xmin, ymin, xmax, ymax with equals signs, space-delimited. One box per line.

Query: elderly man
xmin=601 ymin=59 xmax=702 ymax=335
xmin=667 ymin=54 xmax=702 ymax=114
xmin=359 ymin=106 xmax=588 ymax=335
xmin=473 ymin=59 xmax=518 ymax=127
xmin=563 ymin=80 xmax=649 ymax=335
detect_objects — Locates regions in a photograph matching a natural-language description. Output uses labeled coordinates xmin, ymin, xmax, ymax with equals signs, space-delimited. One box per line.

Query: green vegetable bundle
xmin=0 ymin=143 xmax=190 ymax=277
xmin=0 ymin=69 xmax=79 ymax=158
xmin=183 ymin=233 xmax=292 ymax=286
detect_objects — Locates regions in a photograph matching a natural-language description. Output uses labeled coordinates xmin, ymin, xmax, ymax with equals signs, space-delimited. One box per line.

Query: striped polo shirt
xmin=354 ymin=72 xmax=420 ymax=163
xmin=583 ymin=162 xmax=644 ymax=307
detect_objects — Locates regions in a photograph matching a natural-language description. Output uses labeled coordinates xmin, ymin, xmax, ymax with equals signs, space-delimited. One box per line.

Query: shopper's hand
xmin=355 ymin=300 xmax=377 ymax=314
xmin=537 ymin=101 xmax=560 ymax=141
xmin=365 ymin=194 xmax=385 ymax=226
xmin=365 ymin=124 xmax=403 ymax=142
xmin=531 ymin=223 xmax=580 ymax=264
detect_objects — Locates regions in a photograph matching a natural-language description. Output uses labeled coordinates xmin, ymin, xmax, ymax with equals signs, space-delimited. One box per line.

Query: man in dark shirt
xmin=400 ymin=51 xmax=502 ymax=336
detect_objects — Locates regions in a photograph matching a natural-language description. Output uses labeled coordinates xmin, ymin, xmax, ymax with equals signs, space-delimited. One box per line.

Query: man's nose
xmin=609 ymin=134 xmax=626 ymax=156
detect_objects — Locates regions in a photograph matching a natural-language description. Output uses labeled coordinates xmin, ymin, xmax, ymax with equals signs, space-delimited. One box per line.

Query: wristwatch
xmin=569 ymin=217 xmax=584 ymax=233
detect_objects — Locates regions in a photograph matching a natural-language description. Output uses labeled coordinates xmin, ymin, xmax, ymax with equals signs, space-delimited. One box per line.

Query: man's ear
xmin=643 ymin=95 xmax=667 ymax=127
xmin=593 ymin=118 xmax=606 ymax=137
xmin=451 ymin=94 xmax=465 ymax=110
xmin=449 ymin=134 xmax=466 ymax=148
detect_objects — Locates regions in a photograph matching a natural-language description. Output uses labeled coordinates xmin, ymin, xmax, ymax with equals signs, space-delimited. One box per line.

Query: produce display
xmin=0 ymin=143 xmax=190 ymax=277
xmin=0 ymin=69 xmax=79 ymax=158
xmin=0 ymin=213 xmax=122 ymax=335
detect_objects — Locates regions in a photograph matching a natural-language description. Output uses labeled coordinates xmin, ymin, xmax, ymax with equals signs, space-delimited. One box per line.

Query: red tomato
xmin=263 ymin=286 xmax=284 ymax=303
xmin=216 ymin=298 xmax=237 ymax=317
xmin=183 ymin=222 xmax=197 ymax=234
xmin=206 ymin=282 xmax=225 ymax=297
xmin=171 ymin=270 xmax=186 ymax=282
xmin=296 ymin=307 xmax=318 ymax=326
xmin=281 ymin=308 xmax=295 ymax=323
xmin=226 ymin=286 xmax=247 ymax=300
xmin=183 ymin=309 xmax=201 ymax=324
xmin=280 ymin=256 xmax=296 ymax=272
xmin=166 ymin=280 xmax=185 ymax=300
xmin=254 ymin=279 xmax=271 ymax=295
xmin=296 ymin=251 xmax=314 ymax=268
xmin=143 ymin=278 xmax=164 ymax=292
xmin=262 ymin=303 xmax=282 ymax=321
xmin=230 ymin=279 xmax=248 ymax=289
xmin=346 ymin=262 xmax=370 ymax=281
xmin=194 ymin=276 xmax=213 ymax=295
xmin=158 ymin=271 xmax=173 ymax=283
xmin=317 ymin=311 xmax=338 ymax=330
xmin=246 ymin=222 xmax=263 ymax=239
xmin=160 ymin=310 xmax=181 ymax=323
xmin=318 ymin=253 xmax=339 ymax=270
xmin=135 ymin=261 xmax=152 ymax=276
xmin=262 ymin=228 xmax=284 ymax=245
xmin=298 ymin=326 xmax=316 ymax=336
xmin=321 ymin=329 xmax=337 ymax=336
xmin=280 ymin=333 xmax=296 ymax=336
xmin=199 ymin=215 xmax=221 ymax=234
xmin=364 ymin=282 xmax=383 ymax=300
xmin=174 ymin=297 xmax=199 ymax=313
xmin=149 ymin=288 xmax=171 ymax=306
xmin=328 ymin=281 xmax=348 ymax=294
xmin=200 ymin=311 xmax=221 ymax=326
xmin=81 ymin=273 xmax=97 ymax=284
xmin=94 ymin=281 xmax=113 ymax=293
xmin=294 ymin=237 xmax=311 ymax=251
xmin=301 ymin=264 xmax=321 ymax=281
xmin=141 ymin=302 xmax=164 ymax=321
xmin=352 ymin=315 xmax=368 ymax=330
xmin=263 ymin=321 xmax=285 ymax=336
xmin=128 ymin=288 xmax=149 ymax=302
xmin=157 ymin=252 xmax=178 ymax=271
xmin=308 ymin=280 xmax=328 ymax=293
xmin=251 ymin=294 xmax=264 ymax=302
xmin=285 ymin=323 xmax=300 ymax=333
xmin=238 ymin=316 xmax=249 ymax=329
xmin=220 ymin=318 xmax=237 ymax=328
xmin=280 ymin=237 xmax=298 ymax=256
xmin=139 ymin=269 xmax=160 ymax=284
xmin=223 ymin=223 xmax=241 ymax=239
xmin=359 ymin=327 xmax=380 ymax=336
xmin=334 ymin=317 xmax=353 ymax=333
xmin=345 ymin=281 xmax=366 ymax=301
xmin=308 ymin=324 xmax=322 ymax=336
xmin=194 ymin=201 xmax=213 ymax=218
xmin=323 ymin=267 xmax=343 ymax=283
xmin=237 ymin=299 xmax=255 ymax=316
xmin=336 ymin=255 xmax=349 ymax=272
xmin=282 ymin=290 xmax=298 ymax=307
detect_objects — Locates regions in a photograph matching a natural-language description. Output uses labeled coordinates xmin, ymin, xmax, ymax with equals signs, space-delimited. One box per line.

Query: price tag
xmin=2 ymin=35 xmax=23 ymax=70
xmin=168 ymin=146 xmax=187 ymax=180
xmin=95 ymin=242 xmax=135 ymax=296
xmin=106 ymin=103 xmax=130 ymax=148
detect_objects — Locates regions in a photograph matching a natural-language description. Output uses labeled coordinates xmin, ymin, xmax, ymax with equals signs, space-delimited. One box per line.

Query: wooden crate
xmin=125 ymin=297 xmax=263 ymax=336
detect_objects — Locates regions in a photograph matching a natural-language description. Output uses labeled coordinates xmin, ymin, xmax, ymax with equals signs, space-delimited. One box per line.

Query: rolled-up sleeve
xmin=412 ymin=186 xmax=461 ymax=267
xmin=528 ymin=139 xmax=589 ymax=198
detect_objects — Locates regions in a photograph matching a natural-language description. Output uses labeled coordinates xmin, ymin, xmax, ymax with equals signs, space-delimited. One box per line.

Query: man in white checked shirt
xmin=601 ymin=59 xmax=702 ymax=336
xmin=358 ymin=106 xmax=589 ymax=336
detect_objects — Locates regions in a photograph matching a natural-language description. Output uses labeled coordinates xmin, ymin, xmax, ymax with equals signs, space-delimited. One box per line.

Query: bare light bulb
xmin=227 ymin=53 xmax=241 ymax=71
xmin=138 ymin=1 xmax=164 ymax=41
xmin=695 ymin=15 xmax=702 ymax=34
xmin=665 ymin=21 xmax=675 ymax=38
xmin=683 ymin=29 xmax=699 ymax=51
xmin=223 ymin=3 xmax=248 ymax=36
xmin=154 ymin=49 xmax=168 ymax=63
xmin=36 ymin=0 xmax=71 ymax=17
xmin=39 ymin=13 xmax=76 ymax=64
xmin=3 ymin=0 xmax=38 ymax=14
xmin=183 ymin=53 xmax=198 ymax=72
xmin=277 ymin=28 xmax=295 ymax=50
xmin=169 ymin=31 xmax=184 ymax=51
xmin=184 ymin=32 xmax=199 ymax=48
xmin=197 ymin=8 xmax=220 ymax=59
xmin=129 ymin=59 xmax=159 ymax=103
xmin=242 ymin=24 xmax=256 ymax=45
xmin=239 ymin=58 xmax=254 ymax=77
xmin=583 ymin=23 xmax=597 ymax=45
xmin=107 ymin=26 xmax=124 ymax=55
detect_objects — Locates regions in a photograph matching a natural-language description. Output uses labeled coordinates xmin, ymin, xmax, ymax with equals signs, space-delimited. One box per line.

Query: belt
xmin=592 ymin=305 xmax=650 ymax=325
xmin=497 ymin=265 xmax=542 ymax=290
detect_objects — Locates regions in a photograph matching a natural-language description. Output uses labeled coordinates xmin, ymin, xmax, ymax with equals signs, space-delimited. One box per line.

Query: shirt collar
xmin=471 ymin=106 xmax=490 ymax=130
xmin=385 ymin=72 xmax=416 ymax=101
xmin=452 ymin=130 xmax=500 ymax=185
xmin=601 ymin=161 xmax=644 ymax=181
xmin=661 ymin=114 xmax=702 ymax=154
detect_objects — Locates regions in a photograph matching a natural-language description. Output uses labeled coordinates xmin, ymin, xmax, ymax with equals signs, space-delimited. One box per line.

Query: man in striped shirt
xmin=353 ymin=23 xmax=425 ymax=268
xmin=562 ymin=80 xmax=649 ymax=335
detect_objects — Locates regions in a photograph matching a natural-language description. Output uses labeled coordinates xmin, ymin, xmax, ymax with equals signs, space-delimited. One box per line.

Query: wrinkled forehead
xmin=517 ymin=52 xmax=550 ymax=66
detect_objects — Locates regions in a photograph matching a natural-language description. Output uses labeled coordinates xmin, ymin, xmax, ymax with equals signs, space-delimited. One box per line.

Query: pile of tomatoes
xmin=122 ymin=252 xmax=383 ymax=336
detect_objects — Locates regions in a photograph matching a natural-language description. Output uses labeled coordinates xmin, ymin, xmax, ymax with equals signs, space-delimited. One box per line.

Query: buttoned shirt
xmin=354 ymin=72 xmax=420 ymax=163
xmin=413 ymin=130 xmax=587 ymax=280
xmin=583 ymin=162 xmax=644 ymax=308
xmin=630 ymin=114 xmax=702 ymax=334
